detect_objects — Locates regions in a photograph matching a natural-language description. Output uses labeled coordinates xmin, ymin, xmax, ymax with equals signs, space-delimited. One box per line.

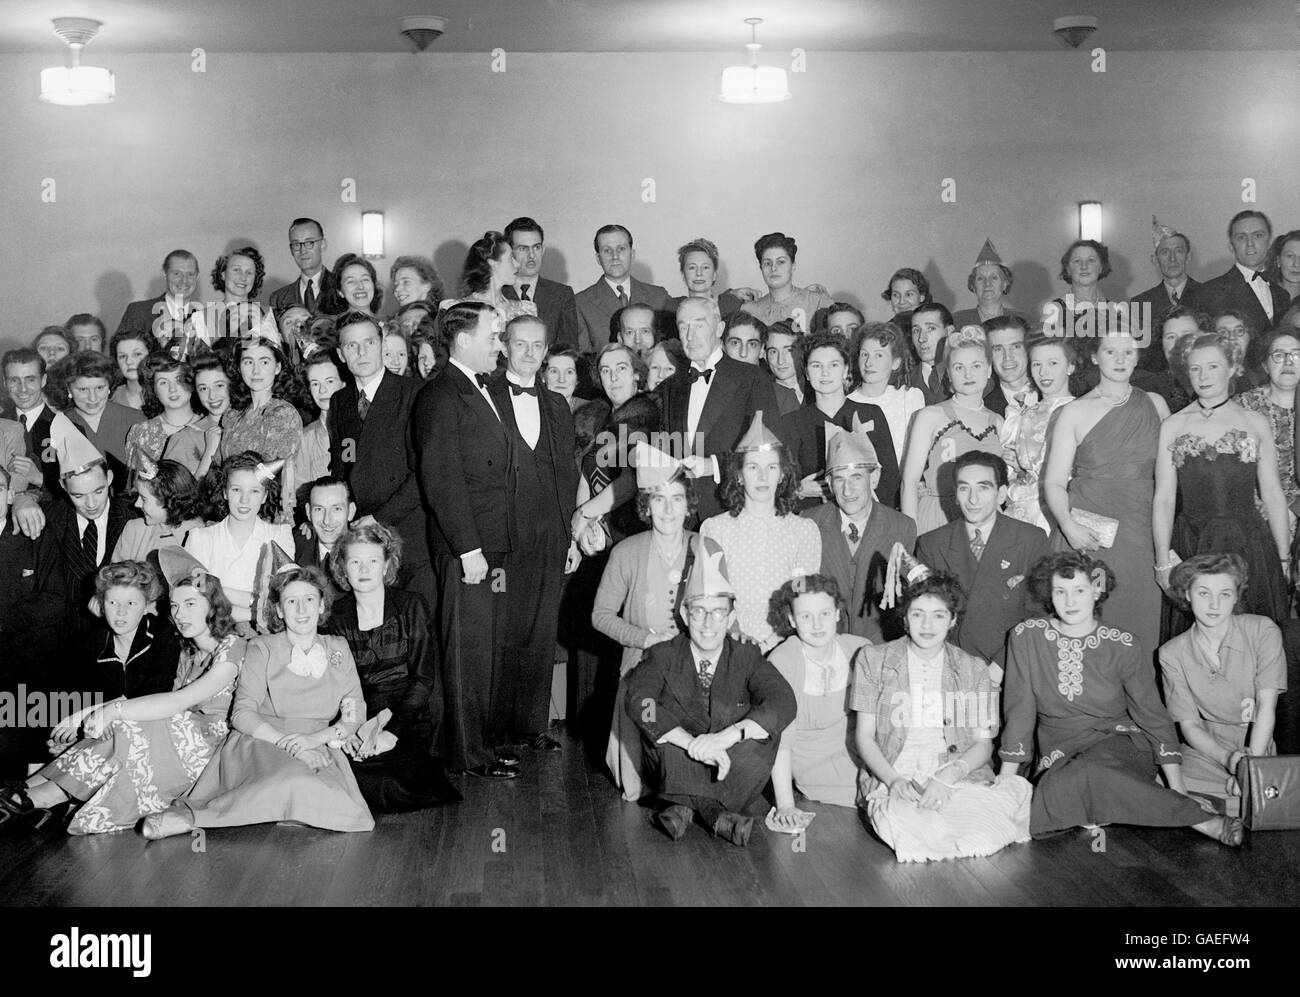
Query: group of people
xmin=1 ymin=208 xmax=1298 ymax=863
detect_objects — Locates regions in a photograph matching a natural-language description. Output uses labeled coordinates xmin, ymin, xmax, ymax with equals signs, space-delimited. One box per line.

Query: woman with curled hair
xmin=1211 ymin=309 xmax=1266 ymax=388
xmin=1267 ymin=229 xmax=1300 ymax=306
xmin=125 ymin=354 xmax=208 ymax=478
xmin=852 ymin=569 xmax=1031 ymax=862
xmin=33 ymin=326 xmax=73 ymax=367
xmin=900 ymin=328 xmax=1003 ymax=531
xmin=645 ymin=337 xmax=687 ymax=394
xmin=766 ymin=573 xmax=869 ymax=829
xmin=1002 ymin=550 xmax=1242 ymax=845
xmin=592 ymin=457 xmax=699 ymax=801
xmin=1045 ymin=239 xmax=1117 ymax=393
xmin=54 ymin=349 xmax=143 ymax=487
xmin=952 ymin=242 xmax=1017 ymax=328
xmin=410 ymin=314 xmax=448 ymax=382
xmin=3 ymin=548 xmax=247 ymax=835
xmin=847 ymin=321 xmax=925 ymax=464
xmin=293 ymin=350 xmax=347 ymax=493
xmin=673 ymin=236 xmax=745 ymax=319
xmin=1002 ymin=336 xmax=1076 ymax=532
xmin=1158 ymin=553 xmax=1286 ymax=815
xmin=700 ymin=413 xmax=821 ymax=652
xmin=113 ymin=458 xmax=204 ymax=560
xmin=145 ymin=564 xmax=373 ymax=837
xmin=446 ymin=231 xmax=538 ymax=323
xmin=210 ymin=246 xmax=277 ymax=342
xmin=322 ymin=522 xmax=460 ymax=812
xmin=390 ymin=254 xmax=444 ymax=312
xmin=1154 ymin=332 xmax=1288 ymax=640
xmin=880 ymin=266 xmax=930 ymax=332
xmin=108 ymin=329 xmax=157 ymax=410
xmin=542 ymin=344 xmax=581 ymax=405
xmin=330 ymin=253 xmax=383 ymax=318
xmin=1237 ymin=327 xmax=1300 ymax=534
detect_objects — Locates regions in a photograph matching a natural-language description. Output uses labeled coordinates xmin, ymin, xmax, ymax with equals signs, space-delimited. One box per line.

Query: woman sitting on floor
xmin=3 ymin=549 xmax=247 ymax=835
xmin=852 ymin=568 xmax=1031 ymax=862
xmin=766 ymin=573 xmax=869 ymax=831
xmin=146 ymin=565 xmax=373 ymax=837
xmin=1158 ymin=553 xmax=1286 ymax=816
xmin=1001 ymin=550 xmax=1243 ymax=846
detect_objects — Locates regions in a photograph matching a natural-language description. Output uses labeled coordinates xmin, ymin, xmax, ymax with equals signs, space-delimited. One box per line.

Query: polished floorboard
xmin=2 ymin=728 xmax=1297 ymax=907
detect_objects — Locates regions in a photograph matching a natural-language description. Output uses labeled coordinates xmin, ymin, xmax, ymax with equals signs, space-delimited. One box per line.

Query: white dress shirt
xmin=687 ymin=346 xmax=724 ymax=483
xmin=604 ymin=276 xmax=631 ymax=302
xmin=299 ymin=271 xmax=323 ymax=305
xmin=1237 ymin=262 xmax=1275 ymax=321
xmin=77 ymin=507 xmax=110 ymax=565
xmin=449 ymin=357 xmax=500 ymax=421
xmin=505 ymin=371 xmax=541 ymax=450
xmin=357 ymin=368 xmax=385 ymax=406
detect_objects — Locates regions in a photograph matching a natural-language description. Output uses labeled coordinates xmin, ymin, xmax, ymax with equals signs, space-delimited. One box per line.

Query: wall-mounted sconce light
xmin=1078 ymin=201 xmax=1102 ymax=241
xmin=362 ymin=211 xmax=385 ymax=258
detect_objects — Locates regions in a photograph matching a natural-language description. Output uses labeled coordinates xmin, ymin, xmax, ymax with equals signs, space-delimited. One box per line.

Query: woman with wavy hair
xmin=112 ymin=457 xmax=204 ymax=560
xmin=210 ymin=246 xmax=277 ymax=342
xmin=216 ymin=336 xmax=302 ymax=517
xmin=445 ymin=231 xmax=538 ymax=323
xmin=329 ymin=253 xmax=383 ymax=318
xmin=124 ymin=354 xmax=208 ymax=478
xmin=390 ymin=254 xmax=444 ymax=312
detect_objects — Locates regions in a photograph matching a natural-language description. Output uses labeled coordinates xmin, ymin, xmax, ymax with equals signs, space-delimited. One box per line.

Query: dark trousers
xmin=434 ymin=551 xmax=510 ymax=771
xmin=502 ymin=527 xmax=569 ymax=738
xmin=643 ymin=735 xmax=779 ymax=817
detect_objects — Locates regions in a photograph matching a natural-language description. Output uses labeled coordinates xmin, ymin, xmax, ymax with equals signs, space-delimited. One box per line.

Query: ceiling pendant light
xmin=40 ymin=17 xmax=116 ymax=106
xmin=719 ymin=18 xmax=790 ymax=104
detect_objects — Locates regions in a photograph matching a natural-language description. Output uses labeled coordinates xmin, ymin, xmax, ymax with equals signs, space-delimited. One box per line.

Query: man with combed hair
xmin=269 ymin=217 xmax=336 ymax=317
xmin=1186 ymin=210 xmax=1289 ymax=333
xmin=115 ymin=250 xmax=202 ymax=340
xmin=574 ymin=223 xmax=672 ymax=355
xmin=500 ymin=216 xmax=581 ymax=350
xmin=1133 ymin=217 xmax=1201 ymax=372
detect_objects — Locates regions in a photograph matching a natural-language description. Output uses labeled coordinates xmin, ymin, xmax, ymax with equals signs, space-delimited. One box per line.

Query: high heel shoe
xmin=0 ymin=788 xmax=71 ymax=834
xmin=1216 ymin=816 xmax=1245 ymax=847
xmin=141 ymin=810 xmax=194 ymax=840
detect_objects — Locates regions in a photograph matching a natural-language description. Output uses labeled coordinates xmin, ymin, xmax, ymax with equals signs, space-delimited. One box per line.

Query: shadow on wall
xmin=95 ymin=271 xmax=136 ymax=334
xmin=922 ymin=259 xmax=955 ymax=314
xmin=435 ymin=240 xmax=469 ymax=296
xmin=1010 ymin=260 xmax=1053 ymax=323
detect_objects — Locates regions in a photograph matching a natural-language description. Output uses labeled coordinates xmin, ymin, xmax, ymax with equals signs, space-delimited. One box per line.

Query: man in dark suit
xmin=115 ymin=249 xmax=201 ymax=340
xmin=803 ymin=419 xmax=916 ymax=642
xmin=658 ymin=296 xmax=779 ymax=522
xmin=413 ymin=301 xmax=519 ymax=779
xmin=574 ymin=224 xmax=673 ymax=354
xmin=906 ymin=303 xmax=952 ymax=405
xmin=626 ymin=536 xmax=796 ymax=846
xmin=1133 ymin=218 xmax=1202 ymax=372
xmin=3 ymin=348 xmax=73 ymax=501
xmin=983 ymin=315 xmax=1038 ymax=418
xmin=915 ymin=451 xmax=1048 ymax=677
xmin=1185 ymin=210 xmax=1289 ymax=335
xmin=489 ymin=314 xmax=577 ymax=754
xmin=269 ymin=217 xmax=335 ymax=318
xmin=296 ymin=474 xmax=356 ymax=591
xmin=500 ymin=216 xmax=581 ymax=350
xmin=43 ymin=439 xmax=131 ymax=634
xmin=328 ymin=313 xmax=432 ymax=609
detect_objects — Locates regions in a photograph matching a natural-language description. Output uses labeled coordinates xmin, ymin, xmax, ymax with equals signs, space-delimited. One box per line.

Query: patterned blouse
xmin=1237 ymin=386 xmax=1299 ymax=518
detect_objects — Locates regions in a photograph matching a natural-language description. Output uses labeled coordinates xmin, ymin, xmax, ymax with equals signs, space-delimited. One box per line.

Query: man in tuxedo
xmin=327 ymin=312 xmax=432 ymax=609
xmin=803 ymin=419 xmax=916 ymax=642
xmin=501 ymin=216 xmax=581 ymax=350
xmin=413 ymin=301 xmax=519 ymax=779
xmin=659 ymin=296 xmax=779 ymax=522
xmin=115 ymin=250 xmax=201 ymax=340
xmin=914 ymin=451 xmax=1048 ymax=676
xmin=626 ymin=536 xmax=796 ymax=846
xmin=297 ymin=475 xmax=356 ymax=590
xmin=907 ymin=303 xmax=952 ymax=405
xmin=616 ymin=303 xmax=659 ymax=359
xmin=269 ymin=217 xmax=334 ymax=317
xmin=2 ymin=348 xmax=81 ymax=501
xmin=982 ymin=315 xmax=1037 ymax=418
xmin=1133 ymin=218 xmax=1201 ymax=372
xmin=490 ymin=314 xmax=577 ymax=754
xmin=1186 ymin=210 xmax=1289 ymax=334
xmin=574 ymin=224 xmax=672 ymax=354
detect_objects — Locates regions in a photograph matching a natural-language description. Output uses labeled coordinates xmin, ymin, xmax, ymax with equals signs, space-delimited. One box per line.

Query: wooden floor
xmin=2 ymin=727 xmax=1298 ymax=907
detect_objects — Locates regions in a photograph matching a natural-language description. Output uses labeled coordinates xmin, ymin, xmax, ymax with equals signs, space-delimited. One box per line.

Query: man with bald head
xmin=616 ymin=303 xmax=659 ymax=360
xmin=656 ymin=297 xmax=778 ymax=521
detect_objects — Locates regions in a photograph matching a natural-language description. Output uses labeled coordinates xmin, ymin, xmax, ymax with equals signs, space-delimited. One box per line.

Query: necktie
xmin=687 ymin=366 xmax=713 ymax=385
xmin=970 ymin=527 xmax=985 ymax=561
xmin=83 ymin=519 xmax=99 ymax=566
xmin=617 ymin=286 xmax=628 ymax=309
xmin=1170 ymin=288 xmax=1181 ymax=305
xmin=697 ymin=658 xmax=713 ymax=691
xmin=1013 ymin=391 xmax=1028 ymax=409
xmin=304 ymin=281 xmax=316 ymax=313
xmin=321 ymin=551 xmax=331 ymax=577
xmin=520 ymin=284 xmax=532 ymax=302
xmin=475 ymin=373 xmax=492 ymax=388
xmin=357 ymin=393 xmax=370 ymax=421
xmin=19 ymin=413 xmax=28 ymax=431
xmin=509 ymin=382 xmax=539 ymax=397
xmin=846 ymin=522 xmax=860 ymax=545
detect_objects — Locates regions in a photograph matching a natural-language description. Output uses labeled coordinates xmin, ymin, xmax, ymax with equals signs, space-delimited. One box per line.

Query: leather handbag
xmin=1237 ymin=755 xmax=1300 ymax=830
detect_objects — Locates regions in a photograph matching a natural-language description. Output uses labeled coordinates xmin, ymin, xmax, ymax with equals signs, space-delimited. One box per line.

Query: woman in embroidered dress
xmin=125 ymin=354 xmax=209 ymax=480
xmin=1002 ymin=336 xmax=1075 ymax=533
xmin=1158 ymin=553 xmax=1286 ymax=815
xmin=217 ymin=337 xmax=302 ymax=520
xmin=1153 ymin=332 xmax=1289 ymax=640
xmin=853 ymin=571 xmax=1031 ymax=862
xmin=1000 ymin=550 xmax=1242 ymax=845
xmin=145 ymin=565 xmax=373 ymax=837
xmin=1236 ymin=328 xmax=1300 ymax=540
xmin=699 ymin=413 xmax=821 ymax=653
xmin=900 ymin=328 xmax=1003 ymax=532
xmin=9 ymin=550 xmax=247 ymax=834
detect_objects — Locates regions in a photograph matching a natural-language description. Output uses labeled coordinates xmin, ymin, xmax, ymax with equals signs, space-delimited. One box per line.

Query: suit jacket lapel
xmin=59 ymin=510 xmax=95 ymax=579
xmin=697 ymin=364 xmax=739 ymax=440
xmin=449 ymin=365 xmax=508 ymax=442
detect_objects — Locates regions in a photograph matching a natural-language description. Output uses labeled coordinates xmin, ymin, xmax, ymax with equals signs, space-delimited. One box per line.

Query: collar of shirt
xmin=1236 ymin=262 xmax=1265 ymax=283
xmin=1192 ymin=617 xmax=1246 ymax=671
xmin=318 ymin=543 xmax=332 ymax=564
xmin=965 ymin=517 xmax=995 ymax=543
xmin=356 ymin=368 xmax=385 ymax=402
xmin=164 ymin=292 xmax=189 ymax=318
xmin=1162 ymin=277 xmax=1188 ymax=298
xmin=16 ymin=402 xmax=46 ymax=423
xmin=505 ymin=370 xmax=537 ymax=390
xmin=449 ymin=356 xmax=492 ymax=393
xmin=1001 ymin=382 xmax=1038 ymax=407
xmin=689 ymin=642 xmax=718 ymax=676
xmin=77 ymin=506 xmax=110 ymax=538
xmin=839 ymin=507 xmax=870 ymax=535
xmin=515 ymin=277 xmax=537 ymax=297
xmin=691 ymin=346 xmax=724 ymax=374
xmin=300 ymin=271 xmax=322 ymax=293
xmin=604 ymin=276 xmax=631 ymax=299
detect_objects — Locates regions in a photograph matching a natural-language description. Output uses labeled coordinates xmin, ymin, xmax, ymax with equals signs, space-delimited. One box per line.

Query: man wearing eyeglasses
xmin=269 ymin=217 xmax=336 ymax=318
xmin=115 ymin=250 xmax=202 ymax=340
xmin=626 ymin=536 xmax=796 ymax=846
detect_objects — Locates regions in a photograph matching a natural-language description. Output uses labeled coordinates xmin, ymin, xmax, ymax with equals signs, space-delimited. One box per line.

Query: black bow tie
xmin=475 ymin=373 xmax=492 ymax=388
xmin=687 ymin=366 xmax=714 ymax=385
xmin=1250 ymin=270 xmax=1265 ymax=283
xmin=509 ymin=382 xmax=538 ymax=396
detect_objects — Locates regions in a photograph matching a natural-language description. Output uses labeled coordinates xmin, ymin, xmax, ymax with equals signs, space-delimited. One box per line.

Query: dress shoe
xmin=712 ymin=811 xmax=754 ymax=847
xmin=495 ymin=748 xmax=521 ymax=767
xmin=466 ymin=761 xmax=520 ymax=779
xmin=652 ymin=804 xmax=693 ymax=841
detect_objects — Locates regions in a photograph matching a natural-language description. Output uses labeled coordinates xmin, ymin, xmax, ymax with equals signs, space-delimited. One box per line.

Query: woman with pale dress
xmin=591 ymin=455 xmax=697 ymax=801
xmin=1043 ymin=333 xmax=1170 ymax=658
xmin=1002 ymin=336 xmax=1075 ymax=533
xmin=125 ymin=354 xmax=209 ymax=479
xmin=767 ymin=574 xmax=869 ymax=832
xmin=293 ymin=350 xmax=345 ymax=492
xmin=900 ymin=328 xmax=1003 ymax=532
xmin=442 ymin=231 xmax=539 ymax=324
xmin=847 ymin=321 xmax=925 ymax=464
xmin=1159 ymin=553 xmax=1286 ymax=815
xmin=6 ymin=550 xmax=247 ymax=835
xmin=1237 ymin=329 xmax=1300 ymax=538
xmin=112 ymin=458 xmax=204 ymax=561
xmin=699 ymin=412 xmax=821 ymax=653
xmin=853 ymin=571 xmax=1031 ymax=862
xmin=146 ymin=565 xmax=373 ymax=837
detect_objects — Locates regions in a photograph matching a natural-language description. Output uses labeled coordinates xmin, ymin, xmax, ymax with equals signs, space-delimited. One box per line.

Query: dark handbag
xmin=1237 ymin=754 xmax=1300 ymax=830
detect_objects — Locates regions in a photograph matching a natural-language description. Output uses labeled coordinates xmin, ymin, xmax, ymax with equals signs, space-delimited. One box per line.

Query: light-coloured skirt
xmin=867 ymin=775 xmax=1033 ymax=863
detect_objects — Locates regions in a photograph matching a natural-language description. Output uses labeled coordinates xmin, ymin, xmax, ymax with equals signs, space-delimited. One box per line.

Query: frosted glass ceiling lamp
xmin=719 ymin=18 xmax=790 ymax=104
xmin=40 ymin=17 xmax=115 ymax=105
xmin=362 ymin=211 xmax=385 ymax=258
xmin=1078 ymin=201 xmax=1102 ymax=241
